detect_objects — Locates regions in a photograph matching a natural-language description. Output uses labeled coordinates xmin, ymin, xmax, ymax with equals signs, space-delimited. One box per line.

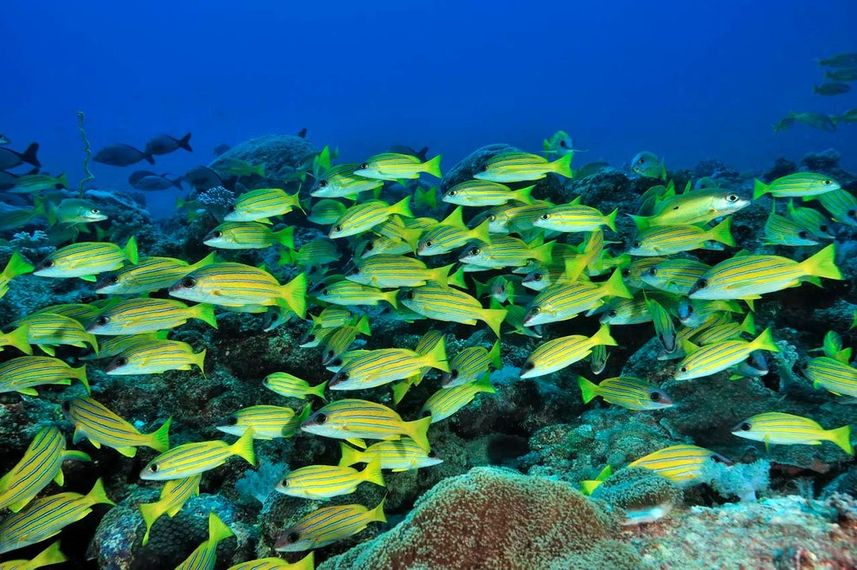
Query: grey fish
xmin=94 ymin=144 xmax=154 ymax=167
xmin=825 ymin=68 xmax=857 ymax=82
xmin=184 ymin=166 xmax=223 ymax=190
xmin=129 ymin=171 xmax=182 ymax=191
xmin=0 ymin=170 xmax=19 ymax=189
xmin=819 ymin=52 xmax=857 ymax=68
xmin=814 ymin=82 xmax=850 ymax=96
xmin=0 ymin=143 xmax=39 ymax=170
xmin=774 ymin=112 xmax=836 ymax=133
xmin=145 ymin=133 xmax=192 ymax=156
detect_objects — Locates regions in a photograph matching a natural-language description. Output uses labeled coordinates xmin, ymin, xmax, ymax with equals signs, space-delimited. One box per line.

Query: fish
xmin=543 ymin=130 xmax=580 ymax=156
xmin=353 ymin=153 xmax=442 ymax=180
xmin=774 ymin=112 xmax=837 ymax=132
xmin=520 ymin=323 xmax=617 ymax=378
xmin=315 ymin=280 xmax=398 ymax=308
xmin=329 ymin=197 xmax=413 ymax=239
xmin=0 ymin=143 xmax=39 ymax=170
xmin=732 ymin=412 xmax=852 ymax=455
xmin=346 ymin=254 xmax=457 ymax=288
xmin=785 ymin=200 xmax=833 ymax=238
xmin=183 ymin=166 xmax=223 ymax=190
xmin=389 ymin=330 xmax=446 ymax=403
xmin=805 ymin=356 xmax=857 ymax=398
xmin=0 ymin=356 xmax=89 ymax=396
xmin=442 ymin=341 xmax=501 ymax=387
xmin=217 ymin=405 xmax=304 ymax=440
xmin=8 ymin=172 xmax=68 ymax=194
xmin=399 ymin=282 xmax=507 ymax=336
xmin=691 ymin=313 xmax=755 ymax=345
xmin=15 ymin=312 xmax=98 ymax=354
xmin=628 ymin=445 xmax=731 ymax=486
xmin=474 ymin=151 xmax=573 ymax=182
xmin=0 ymin=540 xmax=67 ymax=569
xmin=647 ymin=297 xmax=677 ymax=352
xmin=275 ymin=460 xmax=385 ymax=500
xmin=753 ymin=172 xmax=840 ymax=200
xmin=0 ymin=252 xmax=34 ymax=299
xmin=64 ymin=397 xmax=171 ymax=457
xmin=307 ymin=199 xmax=347 ymax=225
xmin=46 ymin=199 xmax=107 ymax=225
xmin=688 ymin=244 xmax=843 ymax=300
xmin=139 ymin=475 xmax=201 ymax=545
xmin=0 ymin=478 xmax=114 ymax=555
xmin=579 ymin=465 xmax=613 ymax=495
xmin=227 ymin=554 xmax=314 ymax=570
xmin=263 ymin=372 xmax=327 ymax=401
xmin=834 ymin=107 xmax=857 ymax=124
xmin=213 ymin=144 xmax=231 ymax=156
xmin=169 ymin=263 xmax=307 ymax=317
xmin=338 ymin=439 xmax=442 ymax=472
xmin=819 ymin=330 xmax=852 ymax=363
xmin=281 ymin=238 xmax=340 ymax=267
xmin=95 ymin=253 xmax=216 ymax=295
xmin=640 ymin=258 xmax=710 ymax=295
xmin=813 ymin=82 xmax=850 ymax=95
xmin=309 ymin=307 xmax=354 ymax=330
xmin=215 ymin=157 xmax=265 ymax=178
xmin=524 ymin=269 xmax=632 ymax=326
xmin=577 ymin=376 xmax=673 ymax=411
xmin=34 ymin=238 xmax=138 ymax=280
xmin=0 ymin=205 xmax=42 ymax=232
xmin=675 ymin=328 xmax=779 ymax=381
xmin=224 ymin=188 xmax=301 ymax=222
xmin=175 ymin=512 xmax=233 ymax=570
xmin=819 ymin=52 xmax=857 ymax=67
xmin=763 ymin=210 xmax=818 ymax=246
xmin=416 ymin=206 xmax=492 ymax=256
xmin=458 ymin=236 xmax=554 ymax=269
xmin=311 ymin=164 xmax=384 ymax=199
xmin=0 ymin=134 xmax=9 ymax=145
xmin=441 ymin=180 xmax=534 ymax=207
xmin=330 ymin=341 xmax=448 ymax=391
xmin=0 ymin=427 xmax=90 ymax=513
xmin=0 ymin=325 xmax=31 ymax=355
xmin=533 ymin=204 xmax=617 ymax=233
xmin=629 ymin=189 xmax=750 ymax=229
xmin=421 ymin=374 xmax=495 ymax=423
xmin=629 ymin=218 xmax=734 ymax=256
xmin=319 ymin=317 xmax=372 ymax=363
xmin=204 ymin=222 xmax=295 ymax=250
xmin=105 ymin=339 xmax=206 ymax=375
xmin=129 ymin=171 xmax=183 ymax=191
xmin=93 ymin=144 xmax=154 ymax=166
xmin=87 ymin=298 xmax=217 ymax=335
xmin=630 ymin=151 xmax=666 ymax=179
xmin=145 ymin=132 xmax=192 ymax=155
xmin=275 ymin=499 xmax=386 ymax=553
xmin=815 ymin=189 xmax=857 ymax=226
xmin=301 ymin=399 xmax=432 ymax=451
xmin=140 ymin=429 xmax=256 ymax=480
xmin=590 ymin=343 xmax=608 ymax=374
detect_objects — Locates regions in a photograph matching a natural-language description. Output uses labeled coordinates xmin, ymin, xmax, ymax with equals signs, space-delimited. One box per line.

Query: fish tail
xmin=149 ymin=417 xmax=172 ymax=453
xmin=311 ymin=380 xmax=328 ymax=401
xmin=368 ymin=496 xmax=387 ymax=523
xmin=475 ymin=373 xmax=496 ymax=394
xmin=423 ymin=336 xmax=449 ymax=372
xmin=628 ymin=214 xmax=651 ymax=231
xmin=178 ymin=132 xmax=192 ymax=152
xmin=750 ymin=328 xmax=779 ymax=353
xmin=391 ymin=379 xmax=413 ymax=405
xmin=389 ymin=196 xmax=413 ymax=218
xmin=415 ymin=186 xmax=437 ymax=210
xmin=604 ymin=208 xmax=618 ymax=232
xmin=579 ymin=480 xmax=603 ymax=495
xmin=399 ymin=227 xmax=423 ymax=250
xmin=481 ymin=307 xmax=507 ymax=337
xmin=338 ymin=442 xmax=364 ymax=467
xmin=123 ymin=236 xmax=139 ymax=264
xmin=254 ymin=164 xmax=266 ymax=177
xmin=207 ymin=512 xmax=235 ymax=545
xmin=362 ymin=459 xmax=386 ymax=487
xmin=551 ymin=153 xmax=574 ymax=178
xmin=530 ymin=241 xmax=555 ymax=264
xmin=2 ymin=324 xmax=31 ymax=354
xmin=3 ymin=251 xmax=34 ymax=280
xmin=753 ymin=179 xmax=770 ymax=200
xmin=190 ymin=251 xmax=217 ymax=270
xmin=192 ymin=303 xmax=218 ymax=329
xmin=431 ymin=263 xmax=454 ymax=285
xmin=470 ymin=218 xmax=493 ymax=245
xmin=143 ymin=151 xmax=155 ymax=165
xmin=577 ymin=375 xmax=599 ymax=404
xmin=600 ymin=268 xmax=633 ymax=299
xmin=280 ymin=272 xmax=308 ymax=318
xmin=355 ymin=316 xmax=372 ymax=336
xmin=513 ymin=184 xmax=535 ymax=204
xmin=740 ymin=312 xmax=756 ymax=335
xmin=193 ymin=349 xmax=206 ymax=374
xmin=21 ymin=142 xmax=40 ymax=167
xmin=827 ymin=425 xmax=853 ymax=455
xmin=383 ymin=289 xmax=398 ymax=309
xmin=488 ymin=340 xmax=502 ymax=368
xmin=85 ymin=333 xmax=99 ymax=354
xmin=74 ymin=364 xmax=90 ymax=393
xmin=423 ymin=155 xmax=443 ymax=178
xmin=28 ymin=540 xmax=68 ymax=568
xmin=707 ymin=217 xmax=735 ymax=247
xmin=274 ymin=226 xmax=295 ymax=250
xmin=85 ymin=478 xmax=115 ymax=506
xmin=405 ymin=415 xmax=433 ymax=453
xmin=799 ymin=244 xmax=842 ymax=280
xmin=590 ymin=323 xmax=618 ymax=347
xmin=446 ymin=266 xmax=467 ymax=289
xmin=292 ymin=553 xmax=315 ymax=570
xmin=230 ymin=428 xmax=257 ymax=466
xmin=139 ymin=502 xmax=163 ymax=546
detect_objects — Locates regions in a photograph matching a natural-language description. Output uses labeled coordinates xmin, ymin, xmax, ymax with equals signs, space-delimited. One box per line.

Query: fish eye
xmin=679 ymin=366 xmax=687 ymax=373
xmin=428 ymin=449 xmax=438 ymax=458
xmin=280 ymin=478 xmax=289 ymax=487
xmin=622 ymin=269 xmax=630 ymax=277
xmin=286 ymin=531 xmax=300 ymax=543
xmin=314 ymin=413 xmax=327 ymax=424
xmin=321 ymin=289 xmax=330 ymax=296
xmin=40 ymin=260 xmax=54 ymax=269
xmin=819 ymin=225 xmax=829 ymax=232
xmin=228 ymin=205 xmax=236 ymax=212
xmin=637 ymin=157 xmax=646 ymax=165
xmin=90 ymin=208 xmax=100 ymax=214
xmin=740 ymin=422 xmax=751 ymax=431
xmin=319 ymin=180 xmax=328 ymax=187
xmin=359 ymin=163 xmax=368 ymax=170
xmin=109 ymin=275 xmax=119 ymax=284
xmin=181 ymin=277 xmax=196 ymax=288
xmin=648 ymin=268 xmax=657 ymax=276
xmin=448 ymin=190 xmax=457 ymax=197
xmin=326 ymin=349 xmax=334 ymax=358
xmin=450 ymin=370 xmax=459 ymax=379
xmin=334 ymin=225 xmax=343 ymax=232
xmin=212 ymin=230 xmax=223 ymax=238
xmin=560 ymin=140 xmax=568 ymax=148
xmin=365 ymin=241 xmax=374 ymax=251
xmin=424 ymin=240 xmax=433 ymax=247
xmin=798 ymin=231 xmax=808 ymax=239
xmin=650 ymin=391 xmax=661 ymax=401
xmin=226 ymin=415 xmax=238 ymax=425
xmin=823 ymin=179 xmax=832 ymax=185
xmin=608 ymin=310 xmax=618 ymax=317
xmin=96 ymin=316 xmax=110 ymax=326
xmin=523 ymin=361 xmax=535 ymax=371
xmin=405 ymin=290 xmax=416 ymax=300
xmin=540 ymin=214 xmax=550 ymax=220
xmin=331 ymin=358 xmax=343 ymax=366
xmin=530 ymin=306 xmax=540 ymax=314
xmin=697 ymin=279 xmax=708 ymax=289
xmin=114 ymin=357 xmax=127 ymax=366
xmin=149 ymin=463 xmax=159 ymax=473
xmin=61 ymin=400 xmax=71 ymax=412
xmin=469 ymin=248 xmax=481 ymax=256
xmin=726 ymin=194 xmax=739 ymax=203
xmin=488 ymin=215 xmax=496 ymax=222
xmin=632 ymin=241 xmax=641 ymax=248
xmin=533 ymin=273 xmax=542 ymax=281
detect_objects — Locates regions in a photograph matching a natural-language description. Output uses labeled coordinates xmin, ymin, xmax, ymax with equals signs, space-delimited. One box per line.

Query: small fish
xmin=319 ymin=317 xmax=372 ymax=363
xmin=399 ymin=282 xmax=507 ymax=337
xmin=774 ymin=112 xmax=837 ymax=132
xmin=543 ymin=130 xmax=579 ymax=156
xmin=819 ymin=52 xmax=857 ymax=67
xmin=579 ymin=465 xmax=612 ymax=495
xmin=0 ymin=479 xmax=113 ymax=555
xmin=0 ymin=540 xmax=67 ymax=569
xmin=311 ymin=164 xmax=384 ymax=199
xmin=315 ymin=280 xmax=398 ymax=308
xmin=227 ymin=554 xmax=314 ymax=570
xmin=825 ymin=68 xmax=857 ymax=81
xmin=785 ymin=200 xmax=833 ymax=238
xmin=732 ymin=412 xmax=852 ymax=455
xmin=590 ymin=343 xmax=608 ymax=374
xmin=647 ymin=298 xmax=676 ymax=352
xmin=307 ymin=199 xmax=346 ymax=225
xmin=140 ymin=429 xmax=256 ymax=480
xmin=64 ymin=397 xmax=171 ymax=457
xmin=94 ymin=144 xmax=154 ymax=166
xmin=215 ymin=157 xmax=265 ymax=178
xmin=338 ymin=439 xmax=442 ymax=472
xmin=95 ymin=253 xmax=216 ymax=295
xmin=87 ymin=298 xmax=216 ymax=335
xmin=474 ymin=151 xmax=573 ymax=183
xmin=0 ymin=325 xmax=31 ymax=355
xmin=145 ymin=132 xmax=192 ymax=155
xmin=520 ymin=324 xmax=616 ymax=379
xmin=329 ymin=197 xmax=413 ymax=239
xmin=204 ymin=222 xmax=294 ymax=250
xmin=129 ymin=171 xmax=182 ymax=191
xmin=578 ymin=376 xmax=672 ymax=411
xmin=816 ymin=189 xmax=857 ymax=226
xmin=630 ymin=151 xmax=666 ymax=179
xmin=689 ymin=244 xmax=843 ymax=300
xmin=346 ymin=255 xmax=455 ymax=288
xmin=309 ymin=307 xmax=354 ymax=330
xmin=629 ymin=445 xmax=731 ymax=486
xmin=183 ymin=166 xmax=223 ymax=190
xmin=834 ymin=107 xmax=857 ymax=124
xmin=275 ymin=498 xmax=385 ymax=552
xmin=819 ymin=330 xmax=852 ymax=363
xmin=675 ymin=328 xmax=779 ymax=381
xmin=0 ymin=356 xmax=88 ymax=396
xmin=416 ymin=207 xmax=492 ymax=256
xmin=105 ymin=339 xmax=206 ymax=375
xmin=813 ymin=82 xmax=850 ymax=96
xmin=421 ymin=374 xmax=495 ymax=423
xmin=330 ymin=341 xmax=448 ymax=391
xmin=16 ymin=312 xmax=98 ymax=354
xmin=630 ymin=189 xmax=750 ymax=229
xmin=263 ymin=372 xmax=327 ymax=401
xmin=805 ymin=356 xmax=857 ymax=398
xmin=139 ymin=475 xmax=201 ymax=545
xmin=276 ymin=460 xmax=385 ymax=500
xmin=175 ymin=512 xmax=233 ymax=570
xmin=34 ymin=238 xmax=138 ymax=280
xmin=442 ymin=341 xmax=501 ymax=388
xmin=534 ymin=204 xmax=617 ymax=233
xmin=301 ymin=399 xmax=432 ymax=451
xmin=8 ymin=172 xmax=68 ymax=194
xmin=353 ymin=153 xmax=442 ymax=180
xmin=46 ymin=199 xmax=107 ymax=225
xmin=0 ymin=143 xmax=39 ymax=170
xmin=629 ymin=218 xmax=734 ymax=256
xmin=458 ymin=236 xmax=554 ymax=269
xmin=641 ymin=258 xmax=710 ymax=295
xmin=223 ymin=188 xmax=301 ymax=222
xmin=753 ymin=172 xmax=841 ymax=200
xmin=217 ymin=405 xmax=305 ymax=440
xmin=441 ymin=180 xmax=534 ymax=207
xmin=691 ymin=313 xmax=755 ymax=345
xmin=0 ymin=206 xmax=41 ymax=232
xmin=0 ymin=252 xmax=33 ymax=299
xmin=169 ymin=263 xmax=307 ymax=317
xmin=763 ymin=210 xmax=818 ymax=246
xmin=524 ymin=269 xmax=632 ymax=327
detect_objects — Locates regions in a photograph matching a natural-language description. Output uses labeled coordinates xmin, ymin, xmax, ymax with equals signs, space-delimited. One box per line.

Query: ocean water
xmin=1 ymin=1 xmax=857 ymax=569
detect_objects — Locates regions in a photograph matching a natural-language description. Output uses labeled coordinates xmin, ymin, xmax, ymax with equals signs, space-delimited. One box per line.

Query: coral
xmin=591 ymin=467 xmax=683 ymax=524
xmin=318 ymin=467 xmax=636 ymax=570
xmin=702 ymin=459 xmax=771 ymax=502
xmin=236 ymin=459 xmax=286 ymax=506
xmin=209 ymin=134 xmax=316 ymax=183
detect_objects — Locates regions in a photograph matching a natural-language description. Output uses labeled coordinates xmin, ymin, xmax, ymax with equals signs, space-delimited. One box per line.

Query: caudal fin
xmin=368 ymin=496 xmax=387 ymax=523
xmin=389 ymin=196 xmax=413 ymax=218
xmin=207 ymin=512 xmax=235 ymax=546
xmin=139 ymin=502 xmax=163 ymax=545
xmin=123 ymin=237 xmax=139 ymax=265
xmin=84 ymin=478 xmax=115 ymax=506
xmin=148 ymin=418 xmax=172 ymax=453
xmin=274 ymin=226 xmax=295 ymax=249
xmin=405 ymin=415 xmax=433 ymax=452
xmin=179 ymin=132 xmax=192 ymax=152
xmin=753 ymin=179 xmax=770 ymax=200
xmin=577 ymin=375 xmax=599 ymax=404
xmin=600 ymin=269 xmax=633 ymax=299
xmin=551 ymin=153 xmax=574 ymax=178
xmin=3 ymin=251 xmax=34 ymax=280
xmin=28 ymin=540 xmax=67 ymax=568
xmin=21 ymin=142 xmax=40 ymax=168
xmin=339 ymin=442 xmax=364 ymax=467
xmin=361 ymin=459 xmax=386 ymax=487
xmin=192 ymin=303 xmax=218 ymax=328
xmin=749 ymin=328 xmax=779 ymax=353
xmin=230 ymin=428 xmax=256 ymax=466
xmin=481 ymin=307 xmax=507 ymax=337
xmin=589 ymin=323 xmax=618 ymax=347
xmin=423 ymin=155 xmax=443 ymax=178
xmin=799 ymin=244 xmax=843 ymax=281
xmin=828 ymin=425 xmax=853 ymax=455
xmin=422 ymin=335 xmax=449 ymax=372
xmin=707 ymin=217 xmax=735 ymax=247
xmin=2 ymin=324 xmax=32 ymax=354
xmin=281 ymin=272 xmax=308 ymax=318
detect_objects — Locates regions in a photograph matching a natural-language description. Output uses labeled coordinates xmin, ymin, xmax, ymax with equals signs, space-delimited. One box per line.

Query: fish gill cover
xmin=1 ymin=1 xmax=857 ymax=569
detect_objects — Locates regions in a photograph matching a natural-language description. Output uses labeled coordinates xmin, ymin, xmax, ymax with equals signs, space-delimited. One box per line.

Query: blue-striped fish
xmin=105 ymin=339 xmax=206 ymax=375
xmin=534 ymin=204 xmax=617 ymax=233
xmin=442 ymin=341 xmax=501 ymax=387
xmin=307 ymin=199 xmax=347 ymax=225
xmin=763 ymin=210 xmax=818 ymax=246
xmin=520 ymin=324 xmax=616 ymax=378
xmin=816 ymin=188 xmax=857 ymax=226
xmin=139 ymin=475 xmax=201 ymax=545
xmin=786 ymin=200 xmax=833 ymax=239
xmin=263 ymin=372 xmax=327 ymax=401
xmin=399 ymin=282 xmax=507 ymax=337
xmin=640 ymin=258 xmax=710 ymax=295
xmin=0 ymin=478 xmax=114 ymax=555
xmin=675 ymin=328 xmax=779 ymax=380
xmin=578 ymin=376 xmax=672 ymax=411
xmin=0 ymin=356 xmax=89 ymax=396
xmin=329 ymin=340 xmax=448 ymax=390
xmin=315 ymin=279 xmax=398 ymax=308
xmin=421 ymin=374 xmax=495 ymax=422
xmin=274 ymin=498 xmax=386 ymax=552
xmin=223 ymin=188 xmax=302 ymax=222
xmin=276 ymin=460 xmax=384 ymax=500
xmin=329 ymin=197 xmax=413 ymax=239
xmin=204 ymin=222 xmax=295 ymax=250
xmin=64 ymin=397 xmax=171 ymax=457
xmin=87 ymin=298 xmax=217 ymax=335
xmin=629 ymin=189 xmax=749 ymax=229
xmin=732 ymin=412 xmax=852 ymax=455
xmin=417 ymin=207 xmax=492 ymax=256
xmin=805 ymin=356 xmax=857 ymax=398
xmin=34 ymin=238 xmax=138 ymax=280
xmin=459 ymin=236 xmax=553 ymax=269
xmin=80 ymin=332 xmax=168 ymax=361
xmin=629 ymin=218 xmax=734 ymax=256
xmin=309 ymin=307 xmax=354 ymax=330
xmin=0 ymin=540 xmax=67 ymax=569
xmin=524 ymin=269 xmax=632 ymax=326
xmin=280 ymin=238 xmax=340 ymax=268
xmin=691 ymin=313 xmax=755 ymax=345
xmin=140 ymin=429 xmax=256 ymax=480
xmin=338 ymin=439 xmax=442 ymax=472
xmin=353 ymin=153 xmax=442 ymax=180
xmin=175 ymin=512 xmax=234 ymax=570
xmin=753 ymin=172 xmax=840 ymax=199
xmin=217 ymin=405 xmax=303 ymax=440
xmin=14 ymin=313 xmax=97 ymax=355
xmin=227 ymin=553 xmax=314 ymax=570
xmin=629 ymin=445 xmax=731 ymax=486
xmin=312 ymin=164 xmax=384 ymax=199
xmin=346 ymin=255 xmax=455 ymax=288
xmin=474 ymin=151 xmax=573 ymax=182
xmin=442 ymin=180 xmax=534 ymax=207
xmin=301 ymin=399 xmax=432 ymax=451
xmin=319 ymin=317 xmax=371 ymax=363
xmin=95 ymin=253 xmax=216 ymax=295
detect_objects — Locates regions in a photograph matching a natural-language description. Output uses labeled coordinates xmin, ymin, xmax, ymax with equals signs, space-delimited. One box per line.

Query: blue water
xmin=3 ymin=0 xmax=857 ymax=215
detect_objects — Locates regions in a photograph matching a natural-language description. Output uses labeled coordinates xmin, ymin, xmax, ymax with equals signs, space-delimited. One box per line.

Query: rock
xmin=209 ymin=135 xmax=316 ymax=184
